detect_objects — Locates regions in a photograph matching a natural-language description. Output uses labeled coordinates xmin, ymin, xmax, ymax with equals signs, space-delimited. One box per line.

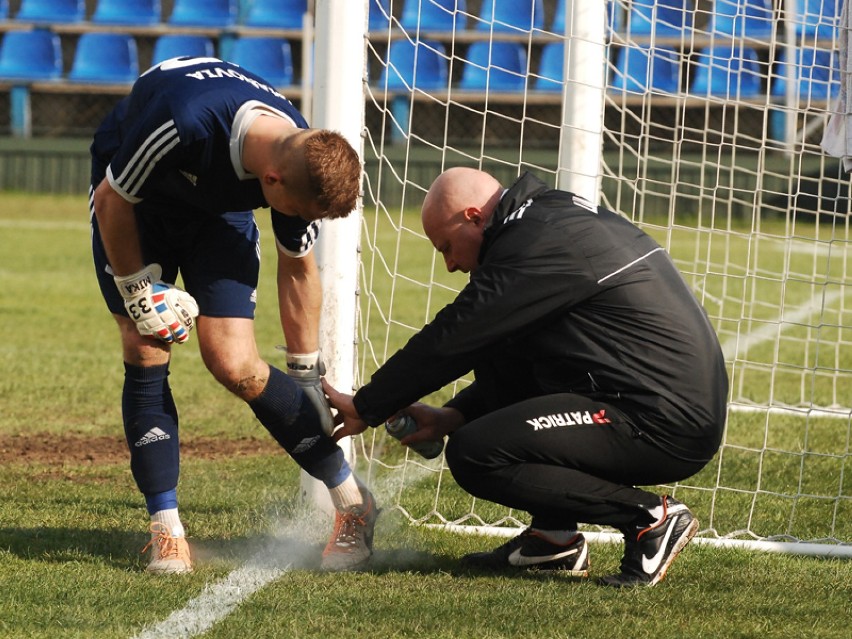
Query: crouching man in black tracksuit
xmin=323 ymin=168 xmax=728 ymax=587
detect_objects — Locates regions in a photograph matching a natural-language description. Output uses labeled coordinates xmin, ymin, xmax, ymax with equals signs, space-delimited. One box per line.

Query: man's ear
xmin=464 ymin=207 xmax=483 ymax=225
xmin=263 ymin=171 xmax=282 ymax=186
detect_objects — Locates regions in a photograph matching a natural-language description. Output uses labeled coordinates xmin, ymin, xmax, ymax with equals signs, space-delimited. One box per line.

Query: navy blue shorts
xmin=91 ymin=190 xmax=261 ymax=319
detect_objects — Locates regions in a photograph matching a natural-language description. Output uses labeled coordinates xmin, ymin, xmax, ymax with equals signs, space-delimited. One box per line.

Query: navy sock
xmin=122 ymin=362 xmax=180 ymax=496
xmin=249 ymin=366 xmax=350 ymax=487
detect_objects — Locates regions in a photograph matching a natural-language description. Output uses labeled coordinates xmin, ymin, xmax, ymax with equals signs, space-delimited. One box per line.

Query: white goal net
xmin=346 ymin=0 xmax=851 ymax=555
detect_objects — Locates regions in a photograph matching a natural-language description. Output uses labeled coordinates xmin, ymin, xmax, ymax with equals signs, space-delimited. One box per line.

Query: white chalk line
xmin=127 ymin=464 xmax=424 ymax=639
xmin=131 ymin=557 xmax=289 ymax=639
xmin=129 ymin=506 xmax=330 ymax=639
xmin=721 ymin=287 xmax=846 ymax=361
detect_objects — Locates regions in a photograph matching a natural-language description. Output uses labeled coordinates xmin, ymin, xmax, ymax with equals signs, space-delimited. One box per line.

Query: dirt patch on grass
xmin=0 ymin=432 xmax=281 ymax=466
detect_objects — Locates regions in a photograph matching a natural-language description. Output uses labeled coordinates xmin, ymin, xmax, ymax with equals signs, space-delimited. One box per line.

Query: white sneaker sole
xmin=648 ymin=516 xmax=699 ymax=586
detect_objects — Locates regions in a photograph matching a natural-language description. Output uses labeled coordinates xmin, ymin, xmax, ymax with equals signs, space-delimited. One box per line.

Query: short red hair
xmin=303 ymin=130 xmax=361 ymax=219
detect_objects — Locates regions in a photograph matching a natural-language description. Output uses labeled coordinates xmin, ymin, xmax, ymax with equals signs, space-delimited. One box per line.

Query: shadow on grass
xmin=0 ymin=525 xmax=610 ymax=584
xmin=0 ymin=526 xmax=299 ymax=572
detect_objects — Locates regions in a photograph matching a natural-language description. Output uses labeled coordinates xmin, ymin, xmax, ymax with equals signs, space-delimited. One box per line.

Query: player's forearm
xmin=93 ymin=180 xmax=144 ymax=276
xmin=277 ymin=250 xmax=321 ymax=353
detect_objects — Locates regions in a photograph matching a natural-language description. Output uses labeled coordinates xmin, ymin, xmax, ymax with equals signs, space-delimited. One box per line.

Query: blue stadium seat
xmin=230 ymin=37 xmax=294 ymax=87
xmin=0 ymin=0 xmax=8 ymax=18
xmin=690 ymin=45 xmax=763 ymax=98
xmin=625 ymin=0 xmax=693 ymax=35
xmin=243 ymin=0 xmax=305 ymax=29
xmin=459 ymin=41 xmax=527 ymax=91
xmin=476 ymin=0 xmax=544 ymax=33
xmin=369 ymin=0 xmax=391 ymax=31
xmin=772 ymin=47 xmax=839 ymax=100
xmin=151 ymin=34 xmax=215 ymax=66
xmin=380 ymin=38 xmax=448 ymax=90
xmin=68 ymin=33 xmax=139 ymax=84
xmin=551 ymin=0 xmax=566 ymax=33
xmin=710 ymin=0 xmax=774 ymax=38
xmin=400 ymin=0 xmax=466 ymax=32
xmin=794 ymin=0 xmax=841 ymax=40
xmin=534 ymin=42 xmax=564 ymax=91
xmin=168 ymin=0 xmax=236 ymax=27
xmin=92 ymin=0 xmax=160 ymax=25
xmin=0 ymin=29 xmax=62 ymax=81
xmin=15 ymin=0 xmax=84 ymax=23
xmin=610 ymin=45 xmax=681 ymax=94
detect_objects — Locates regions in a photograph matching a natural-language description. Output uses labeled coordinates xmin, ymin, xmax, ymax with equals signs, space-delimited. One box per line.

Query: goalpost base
xmin=424 ymin=524 xmax=852 ymax=558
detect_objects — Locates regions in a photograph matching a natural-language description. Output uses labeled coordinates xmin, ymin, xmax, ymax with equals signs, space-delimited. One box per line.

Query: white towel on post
xmin=821 ymin=0 xmax=852 ymax=170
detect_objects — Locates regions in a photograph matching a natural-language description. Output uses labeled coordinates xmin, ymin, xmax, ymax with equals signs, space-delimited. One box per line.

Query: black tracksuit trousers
xmin=445 ymin=393 xmax=710 ymax=530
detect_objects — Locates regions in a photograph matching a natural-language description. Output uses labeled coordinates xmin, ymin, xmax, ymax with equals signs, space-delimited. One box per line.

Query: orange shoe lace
xmin=141 ymin=522 xmax=188 ymax=562
xmin=323 ymin=501 xmax=373 ymax=556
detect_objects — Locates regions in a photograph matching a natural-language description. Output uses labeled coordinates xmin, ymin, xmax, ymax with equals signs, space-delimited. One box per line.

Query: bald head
xmin=421 ymin=168 xmax=504 ymax=273
xmin=421 ymin=167 xmax=503 ymax=236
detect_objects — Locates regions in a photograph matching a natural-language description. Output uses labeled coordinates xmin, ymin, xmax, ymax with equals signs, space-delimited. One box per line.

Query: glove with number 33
xmin=114 ymin=263 xmax=199 ymax=344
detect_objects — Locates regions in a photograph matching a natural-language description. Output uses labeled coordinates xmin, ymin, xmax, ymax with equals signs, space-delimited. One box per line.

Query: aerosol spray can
xmin=385 ymin=415 xmax=444 ymax=459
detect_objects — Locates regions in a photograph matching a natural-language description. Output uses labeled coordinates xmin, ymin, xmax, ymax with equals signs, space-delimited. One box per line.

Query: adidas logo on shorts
xmin=291 ymin=435 xmax=320 ymax=455
xmin=134 ymin=427 xmax=171 ymax=448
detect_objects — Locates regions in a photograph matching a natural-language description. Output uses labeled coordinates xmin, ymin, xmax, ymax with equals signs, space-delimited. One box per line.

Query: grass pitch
xmin=0 ymin=192 xmax=850 ymax=639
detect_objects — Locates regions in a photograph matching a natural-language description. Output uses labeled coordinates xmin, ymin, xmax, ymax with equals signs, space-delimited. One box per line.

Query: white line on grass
xmin=720 ymin=287 xmax=845 ymax=361
xmin=131 ymin=558 xmax=289 ymax=639
xmin=127 ymin=434 xmax=434 ymax=638
xmin=127 ymin=471 xmax=409 ymax=639
xmin=129 ymin=512 xmax=325 ymax=639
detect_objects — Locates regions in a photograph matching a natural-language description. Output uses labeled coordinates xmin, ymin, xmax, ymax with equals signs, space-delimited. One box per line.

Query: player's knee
xmin=208 ymin=358 xmax=268 ymax=400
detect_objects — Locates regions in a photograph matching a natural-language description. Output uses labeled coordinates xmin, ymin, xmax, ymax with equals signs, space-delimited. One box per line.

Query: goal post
xmin=303 ymin=0 xmax=368 ymax=512
xmin=556 ymin=0 xmax=607 ymax=199
xmin=317 ymin=0 xmax=851 ymax=557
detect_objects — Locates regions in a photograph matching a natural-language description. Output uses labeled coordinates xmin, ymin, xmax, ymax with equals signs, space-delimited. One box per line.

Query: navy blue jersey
xmin=90 ymin=56 xmax=318 ymax=256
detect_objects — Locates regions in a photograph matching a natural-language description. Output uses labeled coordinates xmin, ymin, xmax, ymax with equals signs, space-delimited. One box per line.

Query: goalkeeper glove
xmin=285 ymin=350 xmax=335 ymax=437
xmin=114 ymin=264 xmax=199 ymax=344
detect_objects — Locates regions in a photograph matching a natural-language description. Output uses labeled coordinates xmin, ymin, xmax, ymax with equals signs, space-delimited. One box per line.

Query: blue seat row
xmin=3 ymin=1 xmax=840 ymax=38
xmin=379 ymin=38 xmax=840 ymax=100
xmin=619 ymin=0 xmax=841 ymax=39
xmin=0 ymin=30 xmax=296 ymax=86
xmin=611 ymin=43 xmax=839 ymax=100
xmin=2 ymin=0 xmax=391 ymax=30
xmin=393 ymin=0 xmax=635 ymax=35
xmin=392 ymin=0 xmax=624 ymax=35
xmin=394 ymin=0 xmax=840 ymax=39
xmin=399 ymin=0 xmax=544 ymax=34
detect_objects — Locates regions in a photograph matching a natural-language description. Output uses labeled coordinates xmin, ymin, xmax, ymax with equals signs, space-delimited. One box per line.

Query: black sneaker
xmin=461 ymin=529 xmax=589 ymax=576
xmin=599 ymin=496 xmax=698 ymax=587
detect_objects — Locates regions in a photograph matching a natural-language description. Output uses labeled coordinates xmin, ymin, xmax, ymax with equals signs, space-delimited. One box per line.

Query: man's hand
xmin=286 ymin=351 xmax=335 ymax=437
xmin=321 ymin=378 xmax=370 ymax=442
xmin=401 ymin=403 xmax=466 ymax=444
xmin=114 ymin=264 xmax=199 ymax=344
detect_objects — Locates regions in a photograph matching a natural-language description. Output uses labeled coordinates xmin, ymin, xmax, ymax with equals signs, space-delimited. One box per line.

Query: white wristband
xmin=114 ymin=263 xmax=162 ymax=300
xmin=286 ymin=350 xmax=320 ymax=375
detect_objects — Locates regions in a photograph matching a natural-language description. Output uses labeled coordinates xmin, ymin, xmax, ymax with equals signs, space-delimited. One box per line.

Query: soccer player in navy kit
xmin=90 ymin=57 xmax=376 ymax=573
xmin=324 ymin=167 xmax=729 ymax=587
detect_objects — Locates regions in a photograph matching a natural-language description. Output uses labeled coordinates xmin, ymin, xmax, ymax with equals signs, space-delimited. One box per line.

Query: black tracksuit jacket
xmin=353 ymin=172 xmax=729 ymax=463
